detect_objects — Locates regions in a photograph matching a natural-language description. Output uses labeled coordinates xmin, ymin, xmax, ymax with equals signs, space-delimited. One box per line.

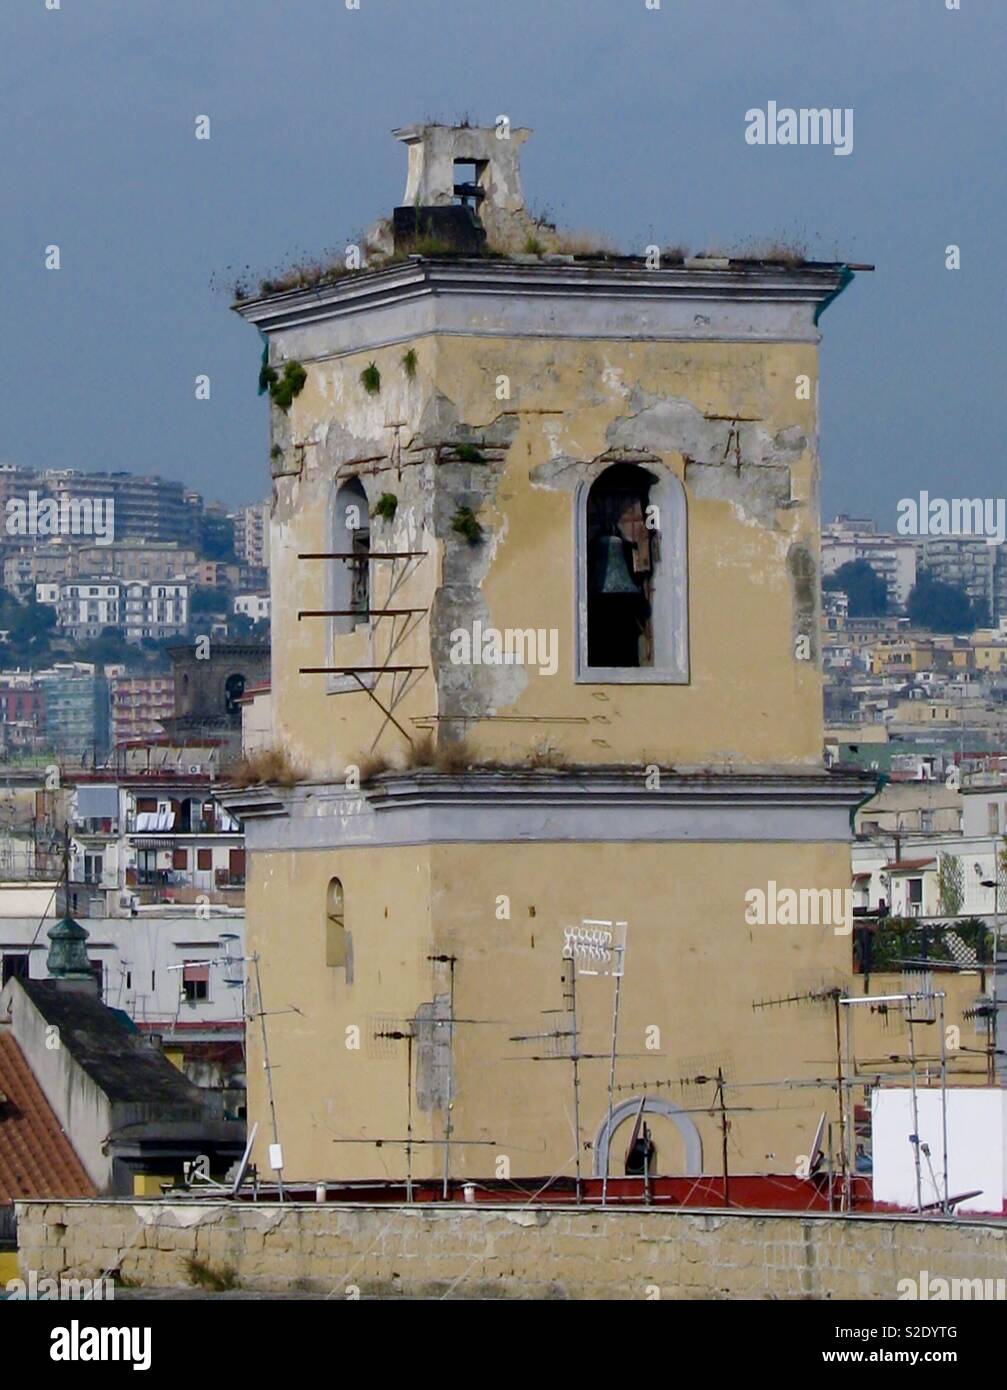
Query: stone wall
xmin=15 ymin=1200 xmax=1007 ymax=1300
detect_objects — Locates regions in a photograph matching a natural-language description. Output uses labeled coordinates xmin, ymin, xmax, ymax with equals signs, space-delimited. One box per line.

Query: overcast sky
xmin=2 ymin=0 xmax=1001 ymax=517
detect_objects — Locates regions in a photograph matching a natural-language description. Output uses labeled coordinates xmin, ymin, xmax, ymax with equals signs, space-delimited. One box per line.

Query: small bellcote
xmin=390 ymin=122 xmax=547 ymax=254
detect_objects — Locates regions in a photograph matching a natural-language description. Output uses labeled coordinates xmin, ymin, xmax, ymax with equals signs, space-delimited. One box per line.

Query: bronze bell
xmin=590 ymin=532 xmax=641 ymax=597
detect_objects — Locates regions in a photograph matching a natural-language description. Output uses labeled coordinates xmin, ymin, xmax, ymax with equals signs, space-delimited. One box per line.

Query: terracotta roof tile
xmin=0 ymin=1032 xmax=96 ymax=1204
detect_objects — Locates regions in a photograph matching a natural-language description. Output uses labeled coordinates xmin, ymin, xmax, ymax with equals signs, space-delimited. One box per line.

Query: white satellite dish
xmin=807 ymin=1111 xmax=827 ymax=1177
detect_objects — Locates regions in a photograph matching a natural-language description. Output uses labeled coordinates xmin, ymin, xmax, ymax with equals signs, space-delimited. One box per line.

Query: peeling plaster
xmin=607 ymin=390 xmax=805 ymax=471
xmin=412 ymin=390 xmax=520 ymax=455
xmin=788 ymin=542 xmax=819 ymax=661
xmin=685 ymin=460 xmax=793 ymax=528
xmin=320 ymin=416 xmax=386 ymax=478
xmin=431 ymin=586 xmax=528 ymax=719
xmin=595 ymin=390 xmax=808 ymax=527
xmin=414 ymin=994 xmax=454 ymax=1111
xmin=430 ymin=447 xmax=519 ymax=732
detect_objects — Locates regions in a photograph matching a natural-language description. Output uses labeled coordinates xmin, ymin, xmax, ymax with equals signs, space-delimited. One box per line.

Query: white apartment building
xmin=852 ymin=779 xmax=1007 ymax=922
xmin=57 ymin=580 xmax=121 ymax=637
xmin=232 ymin=501 xmax=270 ymax=570
xmin=0 ymin=886 xmax=245 ymax=1032
xmin=918 ymin=538 xmax=997 ymax=622
xmin=822 ymin=520 xmax=918 ymax=611
xmin=52 ymin=577 xmax=189 ymax=641
xmin=122 ymin=579 xmax=188 ymax=640
xmin=233 ymin=592 xmax=270 ymax=622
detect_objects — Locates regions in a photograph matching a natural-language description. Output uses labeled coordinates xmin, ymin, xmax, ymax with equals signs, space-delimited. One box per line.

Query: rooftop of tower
xmin=233 ymin=122 xmax=871 ymax=310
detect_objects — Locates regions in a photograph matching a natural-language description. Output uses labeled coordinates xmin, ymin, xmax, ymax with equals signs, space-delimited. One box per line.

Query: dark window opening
xmin=2 ymin=953 xmax=29 ymax=986
xmin=224 ymin=673 xmax=246 ymax=718
xmin=624 ymin=1124 xmax=657 ymax=1176
xmin=332 ymin=478 xmax=370 ymax=637
xmin=586 ymin=465 xmax=657 ymax=668
xmin=453 ymin=159 xmax=487 ymax=208
xmin=137 ymin=849 xmax=163 ymax=886
xmin=216 ymin=848 xmax=246 ymax=888
xmin=350 ymin=527 xmax=370 ymax=624
xmin=182 ymin=962 xmax=209 ymax=1003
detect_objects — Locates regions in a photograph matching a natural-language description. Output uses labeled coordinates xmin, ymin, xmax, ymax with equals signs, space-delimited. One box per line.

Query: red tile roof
xmin=0 ymin=1031 xmax=96 ymax=1204
xmin=885 ymin=858 xmax=937 ymax=873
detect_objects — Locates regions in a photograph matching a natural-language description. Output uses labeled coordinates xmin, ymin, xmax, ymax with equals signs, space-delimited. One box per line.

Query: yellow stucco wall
xmin=246 ymin=833 xmax=987 ymax=1185
xmin=268 ymin=333 xmax=823 ymax=772
xmin=246 ymin=845 xmax=436 ymax=1177
xmin=248 ymin=839 xmax=864 ymax=1182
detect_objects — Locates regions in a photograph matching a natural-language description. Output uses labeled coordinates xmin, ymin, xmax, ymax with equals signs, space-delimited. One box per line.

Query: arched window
xmin=576 ymin=462 xmax=688 ymax=684
xmin=326 ymin=877 xmax=347 ymax=968
xmin=224 ymin=672 xmax=246 ymax=718
xmin=330 ymin=478 xmax=370 ymax=639
xmin=586 ymin=464 xmax=655 ymax=668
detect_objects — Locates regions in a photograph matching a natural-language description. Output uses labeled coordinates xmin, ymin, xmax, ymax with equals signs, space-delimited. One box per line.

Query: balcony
xmin=125 ymin=870 xmax=243 ymax=908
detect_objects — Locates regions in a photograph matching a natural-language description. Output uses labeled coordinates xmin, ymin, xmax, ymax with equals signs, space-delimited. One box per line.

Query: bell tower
xmin=226 ymin=122 xmax=869 ymax=1187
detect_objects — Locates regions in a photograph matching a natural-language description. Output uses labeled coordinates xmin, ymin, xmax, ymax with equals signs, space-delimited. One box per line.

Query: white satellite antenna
xmin=561 ymin=919 xmax=628 ymax=1204
xmin=807 ymin=1110 xmax=827 ymax=1177
xmin=230 ymin=1122 xmax=258 ymax=1196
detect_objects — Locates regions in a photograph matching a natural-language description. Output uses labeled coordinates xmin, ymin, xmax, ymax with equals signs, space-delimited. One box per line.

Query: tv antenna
xmin=561 ymin=921 xmax=627 ymax=1205
xmin=510 ymin=920 xmax=638 ymax=1204
xmin=840 ymin=988 xmax=949 ymax=1215
xmin=611 ymin=1059 xmax=758 ymax=1207
xmin=752 ymin=983 xmax=856 ymax=1208
xmin=360 ymin=993 xmax=503 ymax=1200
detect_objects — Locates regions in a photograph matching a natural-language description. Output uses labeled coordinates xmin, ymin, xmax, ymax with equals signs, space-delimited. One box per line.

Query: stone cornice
xmin=234 ymin=258 xmax=853 ymax=346
xmin=218 ymin=766 xmax=873 ymax=850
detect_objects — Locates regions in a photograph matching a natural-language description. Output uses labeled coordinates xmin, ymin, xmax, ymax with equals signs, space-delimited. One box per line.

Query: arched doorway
xmin=591 ymin=1095 xmax=704 ymax=1177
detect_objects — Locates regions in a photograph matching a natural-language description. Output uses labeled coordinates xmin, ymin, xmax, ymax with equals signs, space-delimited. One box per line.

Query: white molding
xmin=219 ymin=768 xmax=872 ymax=851
xmin=236 ymin=259 xmax=850 ymax=350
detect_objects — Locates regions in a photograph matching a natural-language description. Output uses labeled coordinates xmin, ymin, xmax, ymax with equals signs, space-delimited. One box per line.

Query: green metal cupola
xmin=46 ymin=913 xmax=92 ymax=980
